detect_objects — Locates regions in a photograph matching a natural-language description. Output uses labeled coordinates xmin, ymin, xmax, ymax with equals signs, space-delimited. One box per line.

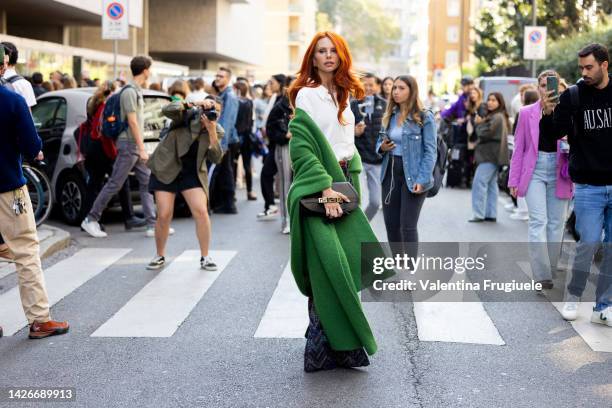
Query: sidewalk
xmin=0 ymin=225 xmax=71 ymax=280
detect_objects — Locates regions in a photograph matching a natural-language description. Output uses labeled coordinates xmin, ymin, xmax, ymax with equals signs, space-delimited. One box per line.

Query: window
xmin=445 ymin=50 xmax=459 ymax=68
xmin=32 ymin=98 xmax=64 ymax=131
xmin=143 ymin=96 xmax=171 ymax=143
xmin=447 ymin=26 xmax=459 ymax=43
xmin=447 ymin=0 xmax=460 ymax=17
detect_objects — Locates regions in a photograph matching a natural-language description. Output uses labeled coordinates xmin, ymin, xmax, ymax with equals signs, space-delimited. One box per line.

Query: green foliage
xmin=475 ymin=0 xmax=610 ymax=70
xmin=545 ymin=23 xmax=612 ymax=83
xmin=315 ymin=0 xmax=401 ymax=62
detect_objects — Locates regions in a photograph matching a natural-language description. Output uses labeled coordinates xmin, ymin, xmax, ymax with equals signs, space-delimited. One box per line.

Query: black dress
xmin=149 ymin=139 xmax=201 ymax=193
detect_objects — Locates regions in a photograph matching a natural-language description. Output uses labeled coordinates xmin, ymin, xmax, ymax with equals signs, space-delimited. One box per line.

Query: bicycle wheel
xmin=22 ymin=165 xmax=53 ymax=226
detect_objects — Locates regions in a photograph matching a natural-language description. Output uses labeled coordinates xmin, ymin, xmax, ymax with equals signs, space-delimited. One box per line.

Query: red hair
xmin=288 ymin=31 xmax=364 ymax=124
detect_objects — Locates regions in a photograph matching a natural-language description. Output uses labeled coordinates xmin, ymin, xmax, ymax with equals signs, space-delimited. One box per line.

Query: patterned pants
xmin=304 ymin=297 xmax=370 ymax=372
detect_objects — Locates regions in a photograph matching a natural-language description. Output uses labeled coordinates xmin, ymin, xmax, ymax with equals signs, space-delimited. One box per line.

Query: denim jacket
xmin=218 ymin=87 xmax=239 ymax=150
xmin=376 ymin=110 xmax=437 ymax=193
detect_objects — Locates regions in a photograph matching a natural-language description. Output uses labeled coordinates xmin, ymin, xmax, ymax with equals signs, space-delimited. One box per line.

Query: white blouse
xmin=295 ymin=86 xmax=355 ymax=161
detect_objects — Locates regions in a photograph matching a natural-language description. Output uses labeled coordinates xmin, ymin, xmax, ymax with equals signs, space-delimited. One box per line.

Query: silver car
xmin=32 ymin=87 xmax=171 ymax=225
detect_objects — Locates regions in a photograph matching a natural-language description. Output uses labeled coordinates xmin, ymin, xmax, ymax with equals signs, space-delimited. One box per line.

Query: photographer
xmin=540 ymin=43 xmax=612 ymax=324
xmin=146 ymin=97 xmax=224 ymax=271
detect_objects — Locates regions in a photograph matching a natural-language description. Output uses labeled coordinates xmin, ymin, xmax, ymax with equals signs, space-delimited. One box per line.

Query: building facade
xmin=428 ymin=0 xmax=479 ymax=93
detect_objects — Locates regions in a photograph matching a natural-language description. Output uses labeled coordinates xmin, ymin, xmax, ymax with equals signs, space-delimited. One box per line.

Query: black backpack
xmin=427 ymin=136 xmax=448 ymax=198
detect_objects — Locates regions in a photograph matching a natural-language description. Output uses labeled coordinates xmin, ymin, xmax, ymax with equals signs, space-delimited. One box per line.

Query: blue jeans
xmin=567 ymin=184 xmax=612 ymax=309
xmin=524 ymin=152 xmax=569 ymax=281
xmin=471 ymin=162 xmax=498 ymax=219
xmin=362 ymin=163 xmax=382 ymax=221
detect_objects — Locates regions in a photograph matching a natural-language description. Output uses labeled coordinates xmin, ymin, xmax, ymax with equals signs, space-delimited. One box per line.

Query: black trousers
xmin=84 ymin=146 xmax=134 ymax=220
xmin=260 ymin=144 xmax=277 ymax=210
xmin=210 ymin=147 xmax=237 ymax=211
xmin=234 ymin=134 xmax=254 ymax=193
xmin=382 ymin=155 xmax=426 ymax=253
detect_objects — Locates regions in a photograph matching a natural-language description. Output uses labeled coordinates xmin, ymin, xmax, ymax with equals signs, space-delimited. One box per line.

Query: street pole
xmin=113 ymin=39 xmax=118 ymax=80
xmin=531 ymin=0 xmax=537 ymax=77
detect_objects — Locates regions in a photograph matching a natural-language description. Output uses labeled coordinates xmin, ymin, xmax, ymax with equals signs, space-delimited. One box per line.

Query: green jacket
xmin=148 ymin=101 xmax=224 ymax=198
xmin=288 ymin=108 xmax=391 ymax=356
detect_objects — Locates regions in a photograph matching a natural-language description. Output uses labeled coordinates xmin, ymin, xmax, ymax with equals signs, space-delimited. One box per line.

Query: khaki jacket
xmin=148 ymin=101 xmax=224 ymax=198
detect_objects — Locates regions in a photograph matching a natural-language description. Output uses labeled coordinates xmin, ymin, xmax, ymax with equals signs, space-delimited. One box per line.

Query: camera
xmin=202 ymin=106 xmax=218 ymax=121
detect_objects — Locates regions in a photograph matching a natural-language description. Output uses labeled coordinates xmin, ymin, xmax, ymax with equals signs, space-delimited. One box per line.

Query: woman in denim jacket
xmin=376 ymin=75 xmax=437 ymax=250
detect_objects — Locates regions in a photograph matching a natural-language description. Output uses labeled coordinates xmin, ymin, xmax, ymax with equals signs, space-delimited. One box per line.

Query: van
xmin=478 ymin=76 xmax=537 ymax=115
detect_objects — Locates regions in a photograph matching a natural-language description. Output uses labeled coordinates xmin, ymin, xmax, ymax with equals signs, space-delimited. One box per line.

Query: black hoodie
xmin=545 ymin=74 xmax=612 ymax=185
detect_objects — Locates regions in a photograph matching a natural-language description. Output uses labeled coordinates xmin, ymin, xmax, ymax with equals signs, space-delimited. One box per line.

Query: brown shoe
xmin=29 ymin=320 xmax=70 ymax=339
xmin=0 ymin=245 xmax=14 ymax=261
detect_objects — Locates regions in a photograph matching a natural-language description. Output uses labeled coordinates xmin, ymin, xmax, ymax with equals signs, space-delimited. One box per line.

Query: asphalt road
xmin=0 ymin=179 xmax=610 ymax=408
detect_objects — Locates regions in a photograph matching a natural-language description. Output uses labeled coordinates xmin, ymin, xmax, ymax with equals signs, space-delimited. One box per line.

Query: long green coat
xmin=288 ymin=108 xmax=389 ymax=356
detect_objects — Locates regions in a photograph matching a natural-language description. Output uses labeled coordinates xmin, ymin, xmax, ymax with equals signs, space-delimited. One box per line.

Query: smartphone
xmin=547 ymin=76 xmax=559 ymax=99
xmin=477 ymin=104 xmax=487 ymax=117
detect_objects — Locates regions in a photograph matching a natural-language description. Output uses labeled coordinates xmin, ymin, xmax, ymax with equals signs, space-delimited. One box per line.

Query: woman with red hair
xmin=287 ymin=32 xmax=389 ymax=372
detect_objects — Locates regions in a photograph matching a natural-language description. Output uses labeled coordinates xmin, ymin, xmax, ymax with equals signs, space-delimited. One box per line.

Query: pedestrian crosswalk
xmin=0 ymin=248 xmax=131 ymax=336
xmin=92 ymin=250 xmax=236 ymax=337
xmin=0 ymin=248 xmax=610 ymax=354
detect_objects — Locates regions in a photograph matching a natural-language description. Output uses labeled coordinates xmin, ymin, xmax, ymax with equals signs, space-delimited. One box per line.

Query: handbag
xmin=300 ymin=181 xmax=359 ymax=217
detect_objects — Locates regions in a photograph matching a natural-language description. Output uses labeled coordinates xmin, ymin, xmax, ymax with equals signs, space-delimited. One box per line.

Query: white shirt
xmin=185 ymin=89 xmax=208 ymax=104
xmin=295 ymin=85 xmax=355 ymax=161
xmin=3 ymin=67 xmax=37 ymax=107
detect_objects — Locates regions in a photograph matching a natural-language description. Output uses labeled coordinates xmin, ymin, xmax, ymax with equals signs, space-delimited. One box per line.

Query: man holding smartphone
xmin=541 ymin=43 xmax=612 ymax=325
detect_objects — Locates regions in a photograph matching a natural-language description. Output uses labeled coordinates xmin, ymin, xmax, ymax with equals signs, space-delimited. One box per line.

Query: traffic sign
xmin=102 ymin=0 xmax=129 ymax=40
xmin=523 ymin=26 xmax=547 ymax=60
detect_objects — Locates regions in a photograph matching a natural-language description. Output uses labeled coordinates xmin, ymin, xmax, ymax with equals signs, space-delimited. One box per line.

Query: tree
xmin=475 ymin=0 xmax=610 ymax=71
xmin=546 ymin=23 xmax=612 ymax=82
xmin=315 ymin=0 xmax=401 ymax=62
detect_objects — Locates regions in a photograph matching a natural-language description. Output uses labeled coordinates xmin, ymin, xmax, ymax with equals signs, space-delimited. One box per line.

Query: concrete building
xmin=354 ymin=0 xmax=429 ymax=97
xmin=0 ymin=0 xmax=188 ymax=82
xmin=260 ymin=0 xmax=316 ymax=81
xmin=428 ymin=0 xmax=480 ymax=93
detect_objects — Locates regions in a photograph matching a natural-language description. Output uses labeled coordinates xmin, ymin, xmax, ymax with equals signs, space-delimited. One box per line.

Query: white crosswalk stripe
xmin=91 ymin=250 xmax=236 ymax=337
xmin=254 ymin=262 xmax=308 ymax=338
xmin=254 ymin=260 xmax=506 ymax=345
xmin=517 ymin=261 xmax=612 ymax=353
xmin=0 ymin=248 xmax=131 ymax=336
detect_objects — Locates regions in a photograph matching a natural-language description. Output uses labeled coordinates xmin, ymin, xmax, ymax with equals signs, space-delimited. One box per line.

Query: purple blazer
xmin=508 ymin=100 xmax=573 ymax=199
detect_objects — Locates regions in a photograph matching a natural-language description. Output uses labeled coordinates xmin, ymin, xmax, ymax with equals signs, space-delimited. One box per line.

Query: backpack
xmin=568 ymin=84 xmax=580 ymax=138
xmin=0 ymin=74 xmax=23 ymax=92
xmin=101 ymin=85 xmax=135 ymax=140
xmin=427 ymin=135 xmax=448 ymax=198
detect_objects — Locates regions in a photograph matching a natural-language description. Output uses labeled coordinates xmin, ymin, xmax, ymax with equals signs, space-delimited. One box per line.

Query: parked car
xmin=32 ymin=87 xmax=171 ymax=225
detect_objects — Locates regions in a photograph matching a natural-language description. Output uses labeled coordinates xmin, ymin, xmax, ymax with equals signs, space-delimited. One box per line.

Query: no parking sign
xmin=102 ymin=0 xmax=129 ymax=40
xmin=523 ymin=26 xmax=547 ymax=60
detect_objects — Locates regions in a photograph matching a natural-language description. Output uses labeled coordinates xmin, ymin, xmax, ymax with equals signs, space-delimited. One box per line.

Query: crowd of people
xmin=0 ymin=34 xmax=610 ymax=378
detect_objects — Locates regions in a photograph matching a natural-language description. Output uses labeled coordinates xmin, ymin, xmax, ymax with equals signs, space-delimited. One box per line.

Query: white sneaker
xmin=561 ymin=294 xmax=580 ymax=321
xmin=200 ymin=255 xmax=217 ymax=271
xmin=510 ymin=212 xmax=529 ymax=221
xmin=146 ymin=227 xmax=175 ymax=238
xmin=257 ymin=208 xmax=279 ymax=221
xmin=504 ymin=203 xmax=516 ymax=212
xmin=591 ymin=306 xmax=611 ymax=326
xmin=81 ymin=217 xmax=107 ymax=238
xmin=282 ymin=225 xmax=290 ymax=234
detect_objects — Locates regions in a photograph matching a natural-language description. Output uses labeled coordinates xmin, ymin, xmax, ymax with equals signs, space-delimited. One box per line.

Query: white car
xmin=32 ymin=87 xmax=171 ymax=225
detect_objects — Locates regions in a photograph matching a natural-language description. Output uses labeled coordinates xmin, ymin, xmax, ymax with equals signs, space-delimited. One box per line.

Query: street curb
xmin=39 ymin=225 xmax=71 ymax=260
xmin=0 ymin=225 xmax=71 ymax=280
